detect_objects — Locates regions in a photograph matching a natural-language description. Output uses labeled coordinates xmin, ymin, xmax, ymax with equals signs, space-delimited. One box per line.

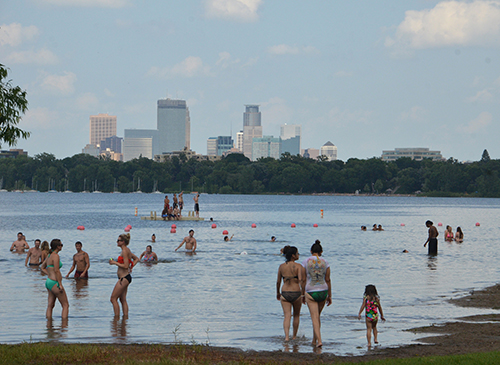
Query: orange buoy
xmin=476 ymin=222 xmax=480 ymax=226
xmin=438 ymin=222 xmax=443 ymax=226
xmin=211 ymin=223 xmax=217 ymax=229
xmin=171 ymin=224 xmax=177 ymax=229
xmin=251 ymin=223 xmax=256 ymax=228
xmin=291 ymin=223 xmax=296 ymax=228
xmin=222 ymin=230 xmax=228 ymax=235
xmin=77 ymin=225 xmax=85 ymax=230
xmin=170 ymin=228 xmax=176 ymax=233
xmin=124 ymin=227 xmax=131 ymax=232
xmin=401 ymin=223 xmax=405 ymax=226
xmin=313 ymin=223 xmax=318 ymax=227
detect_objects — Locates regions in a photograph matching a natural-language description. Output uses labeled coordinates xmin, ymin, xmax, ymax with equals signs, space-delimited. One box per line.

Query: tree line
xmin=1 ymin=150 xmax=499 ymax=197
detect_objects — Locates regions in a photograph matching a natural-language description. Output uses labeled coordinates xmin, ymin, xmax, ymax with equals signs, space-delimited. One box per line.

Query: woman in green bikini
xmin=301 ymin=240 xmax=332 ymax=348
xmin=41 ymin=239 xmax=69 ymax=319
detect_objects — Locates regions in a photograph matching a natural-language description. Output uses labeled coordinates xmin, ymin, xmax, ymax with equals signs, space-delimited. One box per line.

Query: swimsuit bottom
xmin=29 ymin=263 xmax=40 ymax=266
xmin=366 ymin=313 xmax=379 ymax=322
xmin=75 ymin=270 xmax=88 ymax=279
xmin=308 ymin=290 xmax=328 ymax=302
xmin=120 ymin=274 xmax=132 ymax=284
xmin=45 ymin=278 xmax=60 ymax=291
xmin=194 ymin=203 xmax=199 ymax=211
xmin=281 ymin=291 xmax=302 ymax=303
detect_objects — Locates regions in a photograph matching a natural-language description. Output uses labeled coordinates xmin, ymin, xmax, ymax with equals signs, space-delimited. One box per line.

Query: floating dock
xmin=141 ymin=211 xmax=204 ymax=221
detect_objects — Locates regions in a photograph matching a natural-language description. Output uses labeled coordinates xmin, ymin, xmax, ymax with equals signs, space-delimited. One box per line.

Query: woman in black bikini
xmin=276 ymin=245 xmax=303 ymax=341
xmin=109 ymin=233 xmax=136 ymax=317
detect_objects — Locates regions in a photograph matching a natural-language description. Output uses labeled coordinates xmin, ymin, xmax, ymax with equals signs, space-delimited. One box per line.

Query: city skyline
xmin=2 ymin=1 xmax=500 ymax=162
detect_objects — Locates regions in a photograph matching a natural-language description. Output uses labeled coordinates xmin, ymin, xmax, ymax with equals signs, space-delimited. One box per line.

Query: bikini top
xmin=143 ymin=253 xmax=155 ymax=261
xmin=47 ymin=254 xmax=63 ymax=268
xmin=283 ymin=262 xmax=299 ymax=281
xmin=117 ymin=255 xmax=134 ymax=267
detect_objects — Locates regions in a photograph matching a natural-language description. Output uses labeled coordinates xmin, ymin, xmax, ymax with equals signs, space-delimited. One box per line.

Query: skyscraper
xmin=320 ymin=141 xmax=338 ymax=161
xmin=89 ymin=113 xmax=116 ymax=147
xmin=157 ymin=98 xmax=190 ymax=153
xmin=122 ymin=129 xmax=159 ymax=162
xmin=207 ymin=137 xmax=217 ymax=156
xmin=243 ymin=105 xmax=262 ymax=160
xmin=252 ymin=136 xmax=281 ymax=161
xmin=236 ymin=131 xmax=244 ymax=152
xmin=280 ymin=124 xmax=301 ymax=155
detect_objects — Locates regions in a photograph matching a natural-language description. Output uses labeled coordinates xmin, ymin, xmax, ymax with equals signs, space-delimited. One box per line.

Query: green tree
xmin=0 ymin=64 xmax=30 ymax=147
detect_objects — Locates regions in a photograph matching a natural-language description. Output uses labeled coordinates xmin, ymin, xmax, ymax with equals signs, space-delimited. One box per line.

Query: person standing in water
xmin=277 ymin=245 xmax=303 ymax=341
xmin=41 ymin=239 xmax=69 ymax=319
xmin=358 ymin=284 xmax=385 ymax=348
xmin=301 ymin=240 xmax=332 ymax=348
xmin=65 ymin=241 xmax=90 ymax=279
xmin=109 ymin=233 xmax=136 ymax=317
xmin=424 ymin=220 xmax=439 ymax=255
xmin=25 ymin=239 xmax=43 ymax=266
xmin=10 ymin=232 xmax=29 ymax=253
xmin=193 ymin=193 xmax=200 ymax=218
xmin=178 ymin=191 xmax=184 ymax=216
xmin=175 ymin=230 xmax=197 ymax=253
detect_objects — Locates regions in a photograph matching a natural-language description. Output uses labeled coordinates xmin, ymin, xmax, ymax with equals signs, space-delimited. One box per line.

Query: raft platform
xmin=141 ymin=211 xmax=204 ymax=221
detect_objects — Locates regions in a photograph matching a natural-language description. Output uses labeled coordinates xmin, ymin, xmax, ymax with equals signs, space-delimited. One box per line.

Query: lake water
xmin=1 ymin=192 xmax=499 ymax=355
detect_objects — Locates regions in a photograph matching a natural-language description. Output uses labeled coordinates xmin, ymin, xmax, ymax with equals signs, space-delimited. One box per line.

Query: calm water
xmin=1 ymin=192 xmax=499 ymax=355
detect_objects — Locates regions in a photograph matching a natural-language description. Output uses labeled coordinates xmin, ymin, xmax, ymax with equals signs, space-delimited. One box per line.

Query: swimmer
xmin=40 ymin=240 xmax=50 ymax=263
xmin=424 ymin=220 xmax=439 ymax=255
xmin=445 ymin=225 xmax=454 ymax=242
xmin=109 ymin=233 xmax=136 ymax=317
xmin=361 ymin=226 xmax=367 ymax=231
xmin=40 ymin=239 xmax=69 ymax=319
xmin=151 ymin=234 xmax=156 ymax=243
xmin=277 ymin=245 xmax=303 ymax=341
xmin=271 ymin=236 xmax=276 ymax=242
xmin=65 ymin=241 xmax=90 ymax=279
xmin=10 ymin=232 xmax=29 ymax=253
xmin=402 ymin=249 xmax=409 ymax=253
xmin=224 ymin=234 xmax=234 ymax=242
xmin=25 ymin=239 xmax=43 ymax=266
xmin=175 ymin=229 xmax=197 ymax=253
xmin=372 ymin=224 xmax=377 ymax=231
xmin=455 ymin=227 xmax=464 ymax=242
xmin=139 ymin=245 xmax=158 ymax=262
xmin=377 ymin=224 xmax=384 ymax=231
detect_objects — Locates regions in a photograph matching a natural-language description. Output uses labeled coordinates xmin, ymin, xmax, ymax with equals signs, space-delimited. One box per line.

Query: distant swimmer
xmin=455 ymin=227 xmax=464 ymax=242
xmin=140 ymin=245 xmax=158 ymax=262
xmin=372 ymin=224 xmax=377 ymax=231
xmin=151 ymin=234 xmax=156 ymax=243
xmin=65 ymin=241 xmax=90 ymax=279
xmin=445 ymin=225 xmax=454 ymax=242
xmin=25 ymin=239 xmax=43 ymax=266
xmin=361 ymin=226 xmax=367 ymax=231
xmin=402 ymin=249 xmax=409 ymax=253
xmin=175 ymin=229 xmax=197 ymax=253
xmin=424 ymin=220 xmax=439 ymax=255
xmin=10 ymin=232 xmax=29 ymax=253
xmin=271 ymin=236 xmax=276 ymax=242
xmin=224 ymin=234 xmax=234 ymax=242
xmin=377 ymin=225 xmax=384 ymax=231
xmin=193 ymin=193 xmax=200 ymax=218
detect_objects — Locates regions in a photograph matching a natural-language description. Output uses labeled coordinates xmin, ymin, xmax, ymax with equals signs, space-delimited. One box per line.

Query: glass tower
xmin=157 ymin=99 xmax=190 ymax=154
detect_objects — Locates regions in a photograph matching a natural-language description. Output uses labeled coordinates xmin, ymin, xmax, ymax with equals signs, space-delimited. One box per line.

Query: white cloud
xmin=267 ymin=44 xmax=319 ymax=55
xmin=147 ymin=56 xmax=212 ymax=79
xmin=6 ymin=48 xmax=58 ymax=65
xmin=205 ymin=0 xmax=262 ymax=22
xmin=0 ymin=23 xmax=39 ymax=46
xmin=399 ymin=106 xmax=426 ymax=121
xmin=386 ymin=0 xmax=500 ymax=50
xmin=38 ymin=0 xmax=130 ymax=8
xmin=23 ymin=107 xmax=61 ymax=130
xmin=76 ymin=92 xmax=99 ymax=110
xmin=467 ymin=89 xmax=494 ymax=102
xmin=459 ymin=111 xmax=492 ymax=133
xmin=216 ymin=51 xmax=241 ymax=69
xmin=40 ymin=72 xmax=77 ymax=95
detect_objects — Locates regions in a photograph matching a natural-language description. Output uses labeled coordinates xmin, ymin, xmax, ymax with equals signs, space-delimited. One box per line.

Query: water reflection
xmin=427 ymin=256 xmax=438 ymax=271
xmin=46 ymin=318 xmax=68 ymax=341
xmin=70 ymin=277 xmax=89 ymax=299
xmin=111 ymin=317 xmax=128 ymax=340
xmin=283 ymin=342 xmax=300 ymax=353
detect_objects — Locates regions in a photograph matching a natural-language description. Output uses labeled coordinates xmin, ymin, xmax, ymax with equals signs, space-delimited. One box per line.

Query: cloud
xmin=267 ymin=44 xmax=319 ymax=55
xmin=75 ymin=92 xmax=99 ymax=110
xmin=399 ymin=106 xmax=426 ymax=121
xmin=40 ymin=72 xmax=77 ymax=95
xmin=5 ymin=48 xmax=58 ymax=65
xmin=467 ymin=89 xmax=494 ymax=102
xmin=147 ymin=56 xmax=212 ymax=79
xmin=386 ymin=0 xmax=500 ymax=50
xmin=459 ymin=111 xmax=492 ymax=133
xmin=37 ymin=0 xmax=130 ymax=8
xmin=0 ymin=23 xmax=39 ymax=46
xmin=216 ymin=51 xmax=241 ymax=69
xmin=23 ymin=107 xmax=61 ymax=129
xmin=205 ymin=0 xmax=262 ymax=22
xmin=260 ymin=97 xmax=294 ymax=126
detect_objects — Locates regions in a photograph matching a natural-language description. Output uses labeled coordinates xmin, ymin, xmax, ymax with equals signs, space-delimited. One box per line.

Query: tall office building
xmin=243 ymin=105 xmax=262 ymax=160
xmin=280 ymin=124 xmax=301 ymax=155
xmin=207 ymin=137 xmax=217 ymax=156
xmin=90 ymin=113 xmax=117 ymax=147
xmin=99 ymin=136 xmax=123 ymax=153
xmin=320 ymin=141 xmax=338 ymax=161
xmin=157 ymin=98 xmax=190 ymax=154
xmin=252 ymin=136 xmax=281 ymax=161
xmin=122 ymin=129 xmax=159 ymax=162
xmin=236 ymin=131 xmax=244 ymax=152
xmin=217 ymin=136 xmax=233 ymax=156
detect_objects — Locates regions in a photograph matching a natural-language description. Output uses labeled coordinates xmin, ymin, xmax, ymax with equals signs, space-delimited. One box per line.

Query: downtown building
xmin=320 ymin=141 xmax=338 ymax=161
xmin=280 ymin=124 xmax=301 ymax=156
xmin=252 ymin=136 xmax=281 ymax=161
xmin=381 ymin=148 xmax=443 ymax=161
xmin=157 ymin=98 xmax=190 ymax=154
xmin=89 ymin=113 xmax=117 ymax=147
xmin=242 ymin=105 xmax=262 ymax=160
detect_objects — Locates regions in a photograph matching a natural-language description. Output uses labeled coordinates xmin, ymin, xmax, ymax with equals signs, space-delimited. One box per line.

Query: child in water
xmin=358 ymin=284 xmax=385 ymax=347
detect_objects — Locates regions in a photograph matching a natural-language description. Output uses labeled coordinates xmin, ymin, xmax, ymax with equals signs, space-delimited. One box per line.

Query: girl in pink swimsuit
xmin=358 ymin=284 xmax=385 ymax=347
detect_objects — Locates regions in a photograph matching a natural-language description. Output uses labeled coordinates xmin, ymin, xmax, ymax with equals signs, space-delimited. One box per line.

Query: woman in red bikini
xmin=109 ymin=233 xmax=136 ymax=317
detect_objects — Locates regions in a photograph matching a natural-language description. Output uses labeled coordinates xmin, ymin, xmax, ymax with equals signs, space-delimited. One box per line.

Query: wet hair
xmin=364 ymin=284 xmax=379 ymax=300
xmin=189 ymin=229 xmax=194 ymax=234
xmin=75 ymin=241 xmax=82 ymax=246
xmin=41 ymin=241 xmax=49 ymax=252
xmin=147 ymin=245 xmax=152 ymax=250
xmin=35 ymin=239 xmax=41 ymax=244
xmin=310 ymin=240 xmax=322 ymax=254
xmin=282 ymin=245 xmax=298 ymax=262
xmin=18 ymin=232 xmax=23 ymax=236
xmin=224 ymin=236 xmax=229 ymax=241
xmin=456 ymin=226 xmax=463 ymax=239
xmin=49 ymin=239 xmax=62 ymax=253
xmin=426 ymin=220 xmax=433 ymax=226
xmin=271 ymin=236 xmax=276 ymax=240
xmin=119 ymin=233 xmax=131 ymax=246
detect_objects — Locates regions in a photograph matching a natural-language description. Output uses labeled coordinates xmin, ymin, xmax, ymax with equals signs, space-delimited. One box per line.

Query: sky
xmin=1 ymin=0 xmax=500 ymax=162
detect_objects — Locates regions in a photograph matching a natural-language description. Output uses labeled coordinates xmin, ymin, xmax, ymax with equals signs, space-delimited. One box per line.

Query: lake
xmin=1 ymin=192 xmax=498 ymax=355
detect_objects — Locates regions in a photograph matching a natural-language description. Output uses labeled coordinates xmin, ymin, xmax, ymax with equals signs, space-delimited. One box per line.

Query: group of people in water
xmin=360 ymin=224 xmax=384 ymax=231
xmin=161 ymin=192 xmax=201 ymax=220
xmin=11 ymin=229 xmax=197 ymax=319
xmin=277 ymin=241 xmax=384 ymax=348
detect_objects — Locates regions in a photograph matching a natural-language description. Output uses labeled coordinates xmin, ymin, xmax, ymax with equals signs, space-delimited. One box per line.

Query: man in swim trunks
xmin=65 ymin=241 xmax=90 ymax=279
xmin=178 ymin=191 xmax=184 ymax=216
xmin=25 ymin=239 xmax=43 ymax=266
xmin=424 ymin=220 xmax=439 ymax=255
xmin=175 ymin=229 xmax=197 ymax=253
xmin=10 ymin=232 xmax=29 ymax=253
xmin=193 ymin=193 xmax=200 ymax=217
